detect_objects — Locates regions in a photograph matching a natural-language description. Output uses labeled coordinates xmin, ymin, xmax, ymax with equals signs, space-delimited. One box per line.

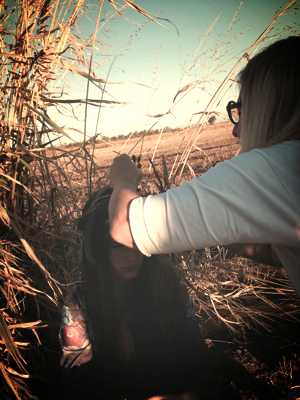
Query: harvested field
xmin=92 ymin=122 xmax=236 ymax=168
xmin=3 ymin=122 xmax=300 ymax=400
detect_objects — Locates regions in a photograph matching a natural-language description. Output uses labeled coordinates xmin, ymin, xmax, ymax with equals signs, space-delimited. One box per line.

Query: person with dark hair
xmin=108 ymin=36 xmax=300 ymax=297
xmin=59 ymin=186 xmax=216 ymax=400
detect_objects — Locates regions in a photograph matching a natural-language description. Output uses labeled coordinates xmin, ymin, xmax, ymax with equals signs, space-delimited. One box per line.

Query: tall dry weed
xmin=0 ymin=0 xmax=168 ymax=397
xmin=0 ymin=0 xmax=300 ymax=398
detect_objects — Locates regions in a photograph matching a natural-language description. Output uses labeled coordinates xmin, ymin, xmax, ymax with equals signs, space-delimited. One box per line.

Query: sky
xmin=50 ymin=0 xmax=300 ymax=143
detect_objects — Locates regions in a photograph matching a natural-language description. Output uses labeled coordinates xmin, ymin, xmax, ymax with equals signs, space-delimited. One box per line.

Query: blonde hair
xmin=238 ymin=36 xmax=300 ymax=153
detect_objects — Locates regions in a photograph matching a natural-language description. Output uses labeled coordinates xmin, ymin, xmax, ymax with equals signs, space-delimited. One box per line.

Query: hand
xmin=110 ymin=154 xmax=143 ymax=188
xmin=109 ymin=155 xmax=142 ymax=249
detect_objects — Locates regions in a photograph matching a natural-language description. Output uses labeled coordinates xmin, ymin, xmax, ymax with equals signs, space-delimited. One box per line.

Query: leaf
xmin=0 ymin=179 xmax=10 ymax=191
xmin=0 ymin=52 xmax=26 ymax=59
xmin=43 ymin=98 xmax=130 ymax=106
xmin=0 ymin=362 xmax=22 ymax=400
xmin=181 ymin=162 xmax=195 ymax=178
xmin=5 ymin=366 xmax=29 ymax=379
xmin=147 ymin=110 xmax=171 ymax=118
xmin=192 ymin=111 xmax=220 ymax=116
xmin=24 ymin=104 xmax=75 ymax=141
xmin=0 ymin=340 xmax=30 ymax=347
xmin=9 ymin=221 xmax=61 ymax=294
xmin=8 ymin=321 xmax=43 ymax=330
xmin=17 ymin=157 xmax=43 ymax=188
xmin=173 ymin=80 xmax=201 ymax=103
xmin=0 ymin=311 xmax=26 ymax=372
xmin=109 ymin=0 xmax=179 ymax=34
xmin=61 ymin=60 xmax=149 ymax=87
xmin=0 ymin=203 xmax=10 ymax=226
xmin=0 ymin=172 xmax=35 ymax=197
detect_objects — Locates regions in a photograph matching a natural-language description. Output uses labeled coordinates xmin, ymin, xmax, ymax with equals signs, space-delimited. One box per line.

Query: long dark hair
xmin=78 ymin=186 xmax=186 ymax=364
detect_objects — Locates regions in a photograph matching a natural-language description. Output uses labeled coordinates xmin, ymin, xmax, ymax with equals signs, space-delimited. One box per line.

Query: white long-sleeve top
xmin=130 ymin=141 xmax=300 ymax=296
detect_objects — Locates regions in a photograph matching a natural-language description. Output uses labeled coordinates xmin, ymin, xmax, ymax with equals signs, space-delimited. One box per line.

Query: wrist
xmin=109 ymin=185 xmax=140 ymax=248
xmin=112 ymin=179 xmax=138 ymax=192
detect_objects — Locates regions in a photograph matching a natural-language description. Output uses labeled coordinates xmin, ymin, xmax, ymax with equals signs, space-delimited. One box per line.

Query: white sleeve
xmin=129 ymin=144 xmax=300 ymax=257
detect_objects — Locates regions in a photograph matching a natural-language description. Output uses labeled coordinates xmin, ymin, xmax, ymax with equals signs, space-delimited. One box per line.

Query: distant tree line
xmin=61 ymin=126 xmax=182 ymax=148
xmin=108 ymin=126 xmax=182 ymax=142
xmin=60 ymin=120 xmax=219 ymax=149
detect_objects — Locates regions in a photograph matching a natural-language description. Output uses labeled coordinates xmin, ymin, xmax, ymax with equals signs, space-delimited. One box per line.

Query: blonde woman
xmin=109 ymin=37 xmax=300 ymax=296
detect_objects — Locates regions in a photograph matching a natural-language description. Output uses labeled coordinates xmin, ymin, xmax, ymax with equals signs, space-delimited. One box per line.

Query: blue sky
xmin=52 ymin=0 xmax=300 ymax=142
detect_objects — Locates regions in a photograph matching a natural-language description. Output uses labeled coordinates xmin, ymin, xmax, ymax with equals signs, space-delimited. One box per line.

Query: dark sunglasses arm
xmin=226 ymin=101 xmax=242 ymax=111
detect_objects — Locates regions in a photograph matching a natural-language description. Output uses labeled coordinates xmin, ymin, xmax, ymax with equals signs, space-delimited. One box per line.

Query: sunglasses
xmin=226 ymin=101 xmax=242 ymax=125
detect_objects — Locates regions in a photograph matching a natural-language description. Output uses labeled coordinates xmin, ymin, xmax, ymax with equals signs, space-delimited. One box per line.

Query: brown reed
xmin=1 ymin=0 xmax=299 ymax=398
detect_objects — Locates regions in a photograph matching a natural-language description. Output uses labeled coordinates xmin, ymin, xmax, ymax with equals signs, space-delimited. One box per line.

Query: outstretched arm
xmin=109 ymin=154 xmax=143 ymax=248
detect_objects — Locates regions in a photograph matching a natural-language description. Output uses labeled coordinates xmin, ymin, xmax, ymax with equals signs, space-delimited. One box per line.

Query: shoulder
xmin=223 ymin=141 xmax=300 ymax=181
xmin=182 ymin=141 xmax=300 ymax=202
xmin=233 ymin=140 xmax=300 ymax=167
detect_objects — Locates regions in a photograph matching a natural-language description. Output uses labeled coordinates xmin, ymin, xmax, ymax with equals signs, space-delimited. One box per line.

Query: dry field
xmin=69 ymin=121 xmax=239 ymax=197
xmin=4 ymin=122 xmax=300 ymax=400
xmin=92 ymin=122 xmax=237 ymax=170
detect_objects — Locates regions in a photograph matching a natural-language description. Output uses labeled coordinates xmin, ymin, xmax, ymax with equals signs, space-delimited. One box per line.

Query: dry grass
xmin=1 ymin=0 xmax=300 ymax=398
xmin=0 ymin=1 xmax=168 ymax=397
